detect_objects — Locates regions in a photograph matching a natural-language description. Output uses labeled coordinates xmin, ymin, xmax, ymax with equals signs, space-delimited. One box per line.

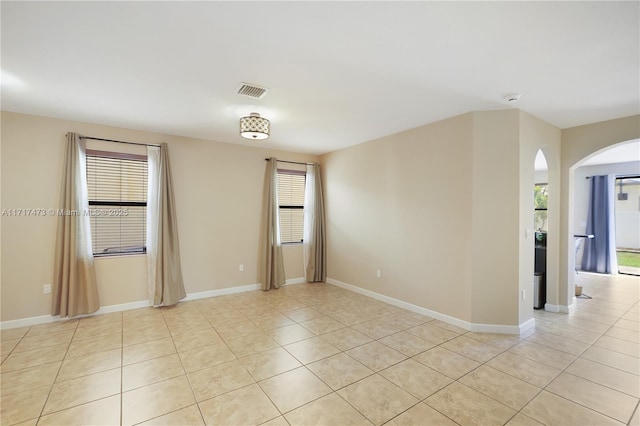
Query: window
xmin=86 ymin=150 xmax=148 ymax=256
xmin=534 ymin=183 xmax=548 ymax=231
xmin=277 ymin=169 xmax=305 ymax=244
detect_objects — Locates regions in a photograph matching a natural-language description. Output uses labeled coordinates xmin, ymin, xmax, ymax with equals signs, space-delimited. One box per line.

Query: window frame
xmin=85 ymin=149 xmax=148 ymax=257
xmin=277 ymin=168 xmax=306 ymax=245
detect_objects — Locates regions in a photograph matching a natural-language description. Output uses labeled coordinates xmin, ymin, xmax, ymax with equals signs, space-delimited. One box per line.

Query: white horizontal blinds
xmin=277 ymin=170 xmax=305 ymax=244
xmin=86 ymin=150 xmax=148 ymax=255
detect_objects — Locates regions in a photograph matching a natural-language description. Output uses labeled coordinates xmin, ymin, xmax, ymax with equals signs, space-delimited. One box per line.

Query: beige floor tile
xmin=122 ymin=375 xmax=196 ymax=425
xmin=546 ymin=372 xmax=638 ymax=423
xmin=351 ymin=319 xmax=401 ymax=339
xmin=542 ymin=323 xmax=603 ymax=345
xmin=65 ymin=332 xmax=122 ymax=359
xmin=412 ymin=346 xmax=481 ymax=379
xmin=206 ymin=310 xmax=247 ymax=327
xmin=521 ymin=390 xmax=622 ymax=426
xmin=1 ymin=338 xmax=20 ymax=355
xmin=526 ymin=330 xmax=590 ymax=356
xmin=170 ymin=328 xmax=222 ymax=353
xmin=425 ymin=382 xmax=515 ymax=426
xmin=38 ymin=394 xmax=120 ymax=426
xmin=139 ymin=404 xmax=203 ymax=425
xmin=458 ymin=365 xmax=540 ymax=410
xmin=56 ymin=348 xmax=121 ymax=382
xmin=379 ymin=313 xmax=428 ymax=331
xmin=13 ymin=329 xmax=74 ymax=352
xmin=380 ymin=358 xmax=452 ymax=399
xmin=606 ymin=326 xmax=640 ymax=343
xmin=440 ymin=335 xmax=504 ymax=363
xmin=338 ymin=374 xmax=418 ymax=425
xmin=0 ymin=361 xmax=61 ymax=395
xmin=122 ymin=353 xmax=185 ymax=391
xmin=43 ymin=368 xmax=121 ymax=415
xmin=307 ymin=352 xmax=374 ymax=390
xmin=565 ymin=357 xmax=640 ymax=398
xmin=406 ymin=323 xmax=459 ymax=344
xmin=283 ymin=307 xmax=324 ymax=322
xmin=0 ymin=384 xmax=49 ymax=425
xmin=253 ymin=312 xmax=296 ymax=330
xmin=187 ymin=359 xmax=255 ymax=401
xmin=429 ymin=319 xmax=468 ymax=334
xmin=239 ymin=346 xmax=302 ymax=381
xmin=76 ymin=312 xmax=122 ymax=328
xmin=504 ymin=412 xmax=544 ymax=426
xmin=1 ymin=326 xmax=30 ymax=341
xmin=346 ymin=341 xmax=406 ymax=371
xmin=284 ymin=392 xmax=373 ymax=426
xmin=507 ymin=340 xmax=577 ymax=370
xmin=27 ymin=320 xmax=79 ymax=336
xmin=594 ymin=334 xmax=640 ymax=358
xmin=123 ymin=337 xmax=176 ymax=366
xmin=464 ymin=332 xmax=521 ymax=350
xmin=320 ymin=327 xmax=373 ymax=351
xmin=616 ymin=318 xmax=640 ymax=332
xmin=300 ymin=316 xmax=346 ymax=335
xmin=179 ymin=342 xmax=237 ymax=373
xmin=72 ymin=321 xmax=122 ymax=341
xmin=0 ymin=343 xmax=68 ymax=373
xmin=631 ymin=404 xmax=640 ymax=426
xmin=259 ymin=366 xmax=332 ymax=413
xmin=123 ymin=323 xmax=171 ymax=346
xmin=581 ymin=345 xmax=640 ymax=374
xmin=265 ymin=323 xmax=316 ymax=345
xmin=284 ymin=336 xmax=341 ymax=364
xmin=328 ymin=309 xmax=374 ymax=326
xmin=214 ymin=320 xmax=267 ymax=341
xmin=385 ymin=402 xmax=458 ymax=426
xmin=486 ymin=352 xmax=561 ymax=387
xmin=199 ymin=383 xmax=280 ymax=425
xmin=225 ymin=332 xmax=279 ymax=358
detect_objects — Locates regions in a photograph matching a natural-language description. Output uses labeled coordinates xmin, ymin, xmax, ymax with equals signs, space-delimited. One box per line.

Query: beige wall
xmin=559 ymin=115 xmax=640 ymax=309
xmin=322 ymin=113 xmax=474 ymax=321
xmin=1 ymin=111 xmax=317 ymax=322
xmin=322 ymin=110 xmax=562 ymax=329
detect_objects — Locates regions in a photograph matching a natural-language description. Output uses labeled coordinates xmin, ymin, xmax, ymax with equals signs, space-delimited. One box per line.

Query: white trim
xmin=1 ymin=281 xmax=272 ymax=330
xmin=182 ymin=283 xmax=261 ymax=301
xmin=285 ymin=277 xmax=306 ymax=285
xmin=544 ymin=303 xmax=561 ymax=312
xmin=326 ymin=277 xmax=528 ymax=335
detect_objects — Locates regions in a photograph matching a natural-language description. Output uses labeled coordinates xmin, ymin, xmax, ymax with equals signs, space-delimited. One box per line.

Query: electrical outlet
xmin=376 ymin=269 xmax=381 ymax=278
xmin=239 ymin=264 xmax=244 ymax=272
xmin=44 ymin=284 xmax=51 ymax=294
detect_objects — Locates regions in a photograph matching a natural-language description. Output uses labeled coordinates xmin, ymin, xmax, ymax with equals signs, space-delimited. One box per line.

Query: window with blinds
xmin=86 ymin=150 xmax=148 ymax=256
xmin=277 ymin=170 xmax=306 ymax=244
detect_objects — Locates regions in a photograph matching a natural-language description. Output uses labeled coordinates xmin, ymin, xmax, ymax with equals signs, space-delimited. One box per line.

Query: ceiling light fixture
xmin=240 ymin=112 xmax=270 ymax=140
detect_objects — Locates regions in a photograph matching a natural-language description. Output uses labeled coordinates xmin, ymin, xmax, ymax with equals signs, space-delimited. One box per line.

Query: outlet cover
xmin=44 ymin=284 xmax=51 ymax=294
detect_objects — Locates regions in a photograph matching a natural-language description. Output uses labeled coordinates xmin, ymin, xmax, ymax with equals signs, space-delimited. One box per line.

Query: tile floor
xmin=1 ymin=272 xmax=638 ymax=425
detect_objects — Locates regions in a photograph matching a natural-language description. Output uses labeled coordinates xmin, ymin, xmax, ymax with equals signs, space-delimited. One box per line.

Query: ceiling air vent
xmin=236 ymin=83 xmax=268 ymax=99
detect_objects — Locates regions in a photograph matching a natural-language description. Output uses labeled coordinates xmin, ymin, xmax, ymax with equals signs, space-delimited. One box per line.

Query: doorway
xmin=615 ymin=176 xmax=640 ymax=275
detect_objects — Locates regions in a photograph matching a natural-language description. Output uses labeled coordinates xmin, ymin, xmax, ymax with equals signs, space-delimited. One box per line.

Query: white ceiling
xmin=2 ymin=2 xmax=638 ymax=155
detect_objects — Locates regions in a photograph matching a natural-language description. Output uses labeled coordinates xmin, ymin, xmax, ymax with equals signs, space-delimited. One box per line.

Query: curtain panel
xmin=146 ymin=143 xmax=186 ymax=306
xmin=303 ymin=163 xmax=327 ymax=282
xmin=52 ymin=132 xmax=100 ymax=317
xmin=261 ymin=158 xmax=285 ymax=290
xmin=581 ymin=174 xmax=618 ymax=274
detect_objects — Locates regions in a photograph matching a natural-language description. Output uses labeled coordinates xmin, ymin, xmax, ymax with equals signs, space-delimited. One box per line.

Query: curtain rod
xmin=265 ymin=158 xmax=314 ymax=166
xmin=75 ymin=135 xmax=161 ymax=148
xmin=586 ymin=174 xmax=640 ymax=179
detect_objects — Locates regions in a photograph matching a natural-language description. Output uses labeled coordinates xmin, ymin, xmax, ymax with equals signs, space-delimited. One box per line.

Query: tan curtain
xmin=303 ymin=163 xmax=327 ymax=282
xmin=52 ymin=133 xmax=100 ymax=317
xmin=261 ymin=158 xmax=285 ymax=290
xmin=146 ymin=143 xmax=186 ymax=306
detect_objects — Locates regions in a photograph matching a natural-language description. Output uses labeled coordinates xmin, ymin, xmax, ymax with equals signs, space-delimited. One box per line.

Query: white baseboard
xmin=545 ymin=299 xmax=575 ymax=314
xmin=0 ymin=280 xmax=308 ymax=330
xmin=326 ymin=277 xmax=530 ymax=335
